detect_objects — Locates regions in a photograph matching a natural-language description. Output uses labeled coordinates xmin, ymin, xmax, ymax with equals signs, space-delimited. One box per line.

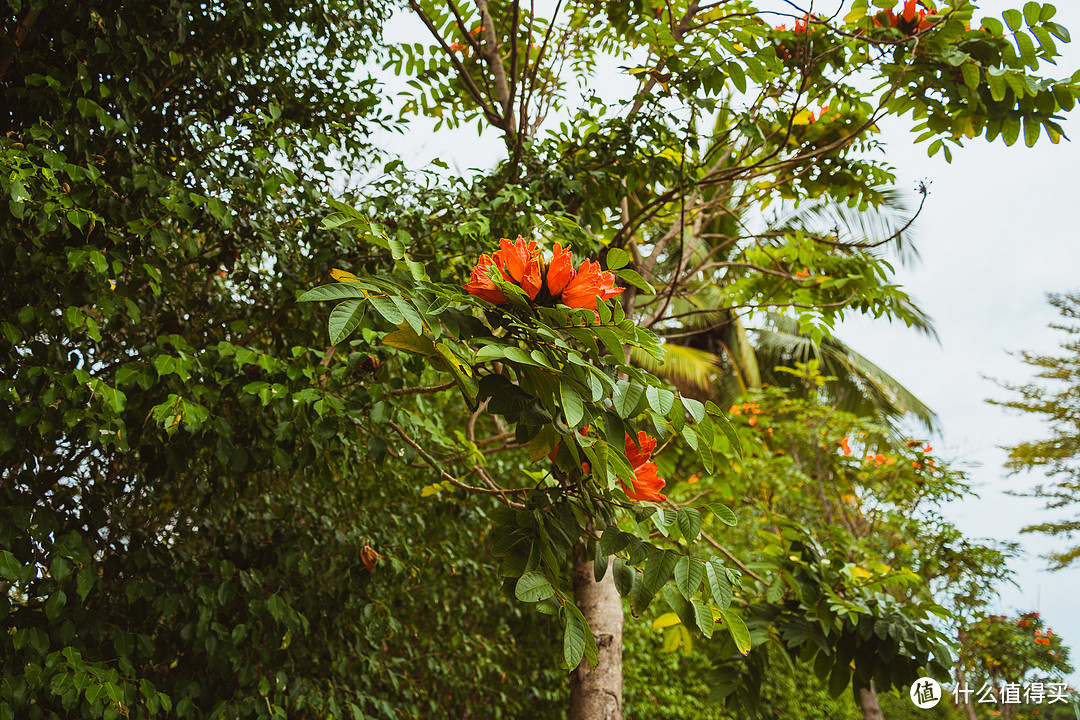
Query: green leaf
xmin=706 ymin=401 xmax=743 ymax=458
xmin=705 ymin=503 xmax=737 ymax=526
xmin=646 ymin=386 xmax=675 ymax=415
xmin=674 ymin=556 xmax=704 ymax=599
xmin=0 ymin=550 xmax=25 ymax=583
xmin=297 ymin=283 xmax=372 ymax=302
xmin=594 ymin=538 xmax=609 ymax=582
xmin=515 ymin=571 xmax=556 ymax=602
xmin=961 ymin=63 xmax=980 ymax=90
xmin=987 ymin=70 xmax=1007 ymax=101
xmin=382 ymin=326 xmax=436 ymax=356
xmin=723 ymin=610 xmax=751 ymax=655
xmin=692 ymin=599 xmax=714 ymax=638
xmin=677 ymin=508 xmax=702 ymax=542
xmin=828 ymin=661 xmax=851 ymax=696
xmin=328 ymin=299 xmax=365 ymax=344
xmin=1003 ymin=8 xmax=1022 ymax=31
xmin=563 ymin=603 xmax=597 ymax=669
xmin=1023 ymin=2 xmax=1041 ymax=27
xmin=682 ymin=397 xmax=705 ymax=423
xmin=613 ymin=380 xmax=643 ymax=418
xmin=643 ymin=550 xmax=678 ymax=597
xmin=705 ymin=558 xmax=733 ymax=610
xmin=561 ymin=382 xmax=585 ymax=428
xmin=1003 ymin=116 xmax=1022 ymax=146
xmin=368 ymin=295 xmax=405 ymax=326
xmin=614 ymin=267 xmax=653 ymax=293
xmin=606 ymin=247 xmax=630 ymax=269
xmin=1024 ymin=116 xmax=1041 ymax=146
xmin=612 ymin=557 xmax=634 ymax=597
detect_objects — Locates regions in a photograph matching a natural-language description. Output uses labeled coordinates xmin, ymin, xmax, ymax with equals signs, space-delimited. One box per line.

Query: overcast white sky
xmin=372 ymin=0 xmax=1080 ymax=687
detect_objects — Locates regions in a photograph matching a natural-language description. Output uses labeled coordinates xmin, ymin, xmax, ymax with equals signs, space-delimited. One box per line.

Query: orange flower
xmin=547 ymin=243 xmax=575 ymax=295
xmin=467 ymin=240 xmax=624 ymax=310
xmin=1035 ymin=637 xmax=1051 ymax=646
xmin=795 ymin=268 xmax=810 ymax=278
xmin=838 ymin=437 xmax=853 ymax=456
xmin=360 ymin=542 xmax=385 ymax=573
xmin=1018 ymin=619 xmax=1029 ymax=627
xmin=620 ymin=431 xmax=666 ymax=502
xmin=493 ymin=236 xmax=542 ymax=300
xmin=560 ymin=258 xmax=624 ymax=309
xmin=873 ymin=0 xmax=934 ymax=34
xmin=465 ymin=253 xmax=508 ymax=304
xmin=923 ymin=444 xmax=933 ymax=453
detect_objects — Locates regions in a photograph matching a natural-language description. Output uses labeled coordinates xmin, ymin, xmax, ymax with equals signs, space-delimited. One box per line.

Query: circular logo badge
xmin=910 ymin=678 xmax=942 ymax=709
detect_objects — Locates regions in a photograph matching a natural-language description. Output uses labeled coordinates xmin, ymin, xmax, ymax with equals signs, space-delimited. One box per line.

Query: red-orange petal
xmin=547 ymin=243 xmax=575 ymax=295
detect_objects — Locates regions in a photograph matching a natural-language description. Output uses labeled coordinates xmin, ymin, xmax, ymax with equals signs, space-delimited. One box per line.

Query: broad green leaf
xmin=612 ymin=557 xmax=634 ymax=596
xmin=382 ymin=326 xmax=436 ymax=356
xmin=987 ymin=70 xmax=1007 ymax=101
xmin=723 ymin=610 xmax=751 ymax=655
xmin=674 ymin=556 xmax=704 ymax=599
xmin=961 ymin=63 xmax=980 ymax=90
xmin=705 ymin=503 xmax=738 ymax=526
xmin=515 ymin=571 xmax=556 ymax=602
xmin=705 ymin=558 xmax=733 ymax=610
xmin=677 ymin=508 xmax=702 ymax=542
xmin=297 ymin=283 xmax=372 ymax=302
xmin=692 ymin=599 xmax=714 ymax=638
xmin=561 ymin=382 xmax=585 ymax=428
xmin=613 ymin=380 xmax=643 ymax=418
xmin=614 ymin=267 xmax=653 ymax=293
xmin=564 ymin=603 xmax=598 ymax=669
xmin=328 ymin=299 xmax=365 ymax=344
xmin=646 ymin=386 xmax=675 ymax=414
xmin=368 ymin=295 xmax=405 ymax=325
xmin=1024 ymin=116 xmax=1041 ymax=146
xmin=643 ymin=550 xmax=678 ymax=597
xmin=606 ymin=247 xmax=630 ymax=269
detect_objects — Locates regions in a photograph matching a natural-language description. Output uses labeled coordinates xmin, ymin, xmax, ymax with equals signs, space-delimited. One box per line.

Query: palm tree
xmin=630 ymin=186 xmax=937 ymax=433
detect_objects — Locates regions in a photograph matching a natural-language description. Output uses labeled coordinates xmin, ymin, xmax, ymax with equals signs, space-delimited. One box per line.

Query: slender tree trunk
xmin=956 ymin=664 xmax=978 ymax=720
xmin=569 ymin=545 xmax=623 ymax=720
xmin=859 ymin=683 xmax=885 ymax=720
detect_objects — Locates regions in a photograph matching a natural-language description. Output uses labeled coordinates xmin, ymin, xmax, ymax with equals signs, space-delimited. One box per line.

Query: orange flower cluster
xmin=548 ymin=427 xmax=666 ymax=503
xmin=776 ymin=13 xmax=815 ymax=34
xmin=1036 ymin=637 xmax=1051 ymax=646
xmin=866 ymin=452 xmax=896 ymax=466
xmin=466 ymin=237 xmax=624 ymax=310
xmin=838 ymin=437 xmax=853 ymax=457
xmin=620 ymin=431 xmax=666 ymax=502
xmin=728 ymin=402 xmax=762 ymax=416
xmin=873 ymin=1 xmax=935 ymax=35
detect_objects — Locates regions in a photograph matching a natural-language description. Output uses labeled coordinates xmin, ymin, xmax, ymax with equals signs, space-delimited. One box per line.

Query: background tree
xmin=992 ymin=292 xmax=1080 ymax=569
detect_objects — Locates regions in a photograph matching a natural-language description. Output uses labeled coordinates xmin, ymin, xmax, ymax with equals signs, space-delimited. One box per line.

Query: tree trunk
xmin=956 ymin=664 xmax=978 ymax=720
xmin=859 ymin=683 xmax=885 ymax=720
xmin=569 ymin=545 xmax=623 ymax=720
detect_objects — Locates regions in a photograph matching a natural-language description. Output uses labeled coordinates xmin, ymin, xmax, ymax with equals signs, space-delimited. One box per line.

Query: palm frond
xmin=630 ymin=343 xmax=722 ymax=394
xmin=749 ymin=314 xmax=937 ymax=431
